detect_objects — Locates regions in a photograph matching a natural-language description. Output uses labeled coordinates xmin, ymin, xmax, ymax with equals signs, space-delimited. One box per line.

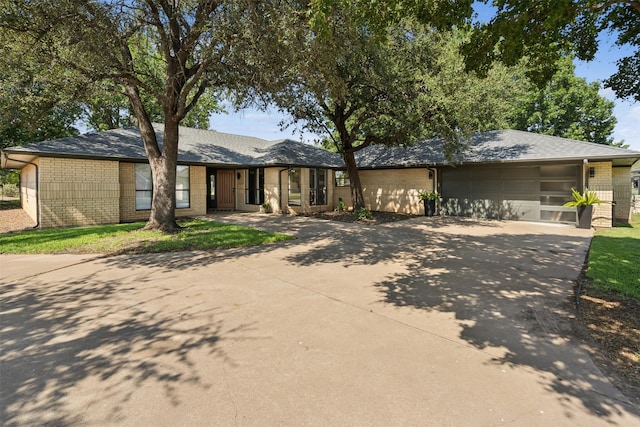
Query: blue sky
xmin=209 ymin=4 xmax=640 ymax=152
xmin=574 ymin=33 xmax=639 ymax=151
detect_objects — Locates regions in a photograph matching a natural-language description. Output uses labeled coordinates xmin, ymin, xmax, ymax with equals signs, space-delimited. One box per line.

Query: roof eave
xmin=1 ymin=151 xmax=40 ymax=169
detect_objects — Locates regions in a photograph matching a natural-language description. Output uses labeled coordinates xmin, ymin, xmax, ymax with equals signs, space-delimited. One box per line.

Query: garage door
xmin=440 ymin=164 xmax=580 ymax=222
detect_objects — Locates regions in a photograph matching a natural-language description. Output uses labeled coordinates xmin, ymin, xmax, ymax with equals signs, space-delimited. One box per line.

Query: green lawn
xmin=587 ymin=213 xmax=640 ymax=300
xmin=0 ymin=219 xmax=293 ymax=255
xmin=0 ymin=199 xmax=21 ymax=210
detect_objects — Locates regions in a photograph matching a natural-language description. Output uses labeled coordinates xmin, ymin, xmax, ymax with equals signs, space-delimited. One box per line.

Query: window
xmin=288 ymin=168 xmax=301 ymax=206
xmin=310 ymin=168 xmax=327 ymax=205
xmin=135 ymin=164 xmax=190 ymax=210
xmin=245 ymin=168 xmax=265 ymax=205
xmin=176 ymin=165 xmax=190 ymax=208
xmin=335 ymin=170 xmax=350 ymax=187
xmin=209 ymin=173 xmax=216 ymax=202
xmin=135 ymin=164 xmax=153 ymax=210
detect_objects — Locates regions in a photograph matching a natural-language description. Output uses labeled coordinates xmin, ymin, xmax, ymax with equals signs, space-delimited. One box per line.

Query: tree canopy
xmin=246 ymin=2 xmax=525 ymax=209
xmin=0 ymin=0 xmax=259 ymax=232
xmin=465 ymin=0 xmax=640 ymax=101
xmin=0 ymin=26 xmax=83 ymax=149
xmin=508 ymin=56 xmax=620 ymax=145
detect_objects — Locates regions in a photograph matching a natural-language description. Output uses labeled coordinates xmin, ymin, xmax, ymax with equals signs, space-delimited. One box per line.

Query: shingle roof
xmin=3 ymin=127 xmax=639 ymax=170
xmin=356 ymin=129 xmax=640 ymax=168
xmin=3 ymin=123 xmax=344 ymax=168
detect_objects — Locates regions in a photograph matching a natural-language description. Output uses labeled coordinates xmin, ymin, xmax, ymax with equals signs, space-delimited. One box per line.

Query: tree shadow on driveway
xmin=279 ymin=218 xmax=637 ymax=419
xmin=0 ymin=270 xmax=250 ymax=426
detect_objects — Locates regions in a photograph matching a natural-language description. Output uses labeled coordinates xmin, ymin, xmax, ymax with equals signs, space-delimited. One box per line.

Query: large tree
xmin=465 ymin=0 xmax=640 ymax=101
xmin=509 ymin=56 xmax=620 ymax=145
xmin=0 ymin=27 xmax=83 ymax=150
xmin=249 ymin=5 xmax=524 ymax=210
xmin=0 ymin=0 xmax=256 ymax=232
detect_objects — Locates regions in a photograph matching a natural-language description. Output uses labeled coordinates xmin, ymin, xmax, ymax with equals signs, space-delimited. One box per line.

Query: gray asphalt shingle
xmin=356 ymin=130 xmax=640 ymax=167
xmin=4 ymin=123 xmax=344 ymax=168
xmin=4 ymin=127 xmax=640 ymax=169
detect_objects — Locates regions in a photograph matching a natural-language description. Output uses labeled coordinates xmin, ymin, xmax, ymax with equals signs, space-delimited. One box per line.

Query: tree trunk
xmin=343 ymin=150 xmax=365 ymax=210
xmin=126 ymin=82 xmax=180 ymax=234
xmin=144 ymin=119 xmax=180 ymax=233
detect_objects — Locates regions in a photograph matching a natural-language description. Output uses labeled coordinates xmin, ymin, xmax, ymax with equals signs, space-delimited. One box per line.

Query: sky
xmin=574 ymin=32 xmax=639 ymax=151
xmin=208 ymin=5 xmax=640 ymax=152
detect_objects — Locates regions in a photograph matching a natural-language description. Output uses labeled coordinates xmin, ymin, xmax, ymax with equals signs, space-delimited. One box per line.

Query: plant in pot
xmin=563 ymin=188 xmax=601 ymax=229
xmin=419 ymin=191 xmax=439 ymax=217
xmin=260 ymin=202 xmax=272 ymax=214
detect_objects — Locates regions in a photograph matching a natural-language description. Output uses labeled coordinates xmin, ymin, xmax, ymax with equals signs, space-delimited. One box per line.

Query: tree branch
xmin=144 ymin=0 xmax=172 ymax=60
xmin=584 ymin=0 xmax=640 ymax=13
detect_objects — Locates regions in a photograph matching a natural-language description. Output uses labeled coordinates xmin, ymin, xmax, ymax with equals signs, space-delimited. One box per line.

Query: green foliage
xmin=562 ymin=188 xmax=602 ymax=207
xmin=419 ymin=191 xmax=439 ymax=201
xmin=272 ymin=21 xmax=521 ymax=157
xmin=463 ymin=1 xmax=640 ymax=102
xmin=0 ymin=26 xmax=84 ymax=149
xmin=83 ymin=65 xmax=221 ymax=132
xmin=588 ymin=214 xmax=640 ymax=300
xmin=0 ymin=183 xmax=19 ymax=199
xmin=0 ymin=219 xmax=292 ymax=255
xmin=334 ymin=197 xmax=347 ymax=211
xmin=508 ymin=57 xmax=619 ymax=145
xmin=0 ymin=199 xmax=20 ymax=210
xmin=1 ymin=169 xmax=19 ymax=186
xmin=353 ymin=207 xmax=373 ymax=220
xmin=0 ymin=0 xmax=256 ymax=231
xmin=251 ymin=4 xmax=524 ymax=208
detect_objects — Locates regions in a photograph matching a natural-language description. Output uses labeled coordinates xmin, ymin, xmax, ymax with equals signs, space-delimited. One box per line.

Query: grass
xmin=0 ymin=199 xmax=21 ymax=210
xmin=587 ymin=213 xmax=640 ymax=300
xmin=0 ymin=218 xmax=293 ymax=255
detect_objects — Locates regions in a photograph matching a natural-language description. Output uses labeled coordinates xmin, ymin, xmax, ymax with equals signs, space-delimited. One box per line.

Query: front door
xmin=217 ymin=169 xmax=235 ymax=210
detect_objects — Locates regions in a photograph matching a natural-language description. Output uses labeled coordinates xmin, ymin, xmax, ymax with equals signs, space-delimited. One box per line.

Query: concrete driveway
xmin=1 ymin=215 xmax=638 ymax=426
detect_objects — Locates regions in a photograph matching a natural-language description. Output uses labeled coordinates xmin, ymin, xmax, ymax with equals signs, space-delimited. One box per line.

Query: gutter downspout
xmin=583 ymin=159 xmax=589 ymax=189
xmin=427 ymin=166 xmax=438 ymax=214
xmin=426 ymin=166 xmax=438 ymax=193
xmin=3 ymin=154 xmax=40 ymax=228
xmin=278 ymin=167 xmax=289 ymax=214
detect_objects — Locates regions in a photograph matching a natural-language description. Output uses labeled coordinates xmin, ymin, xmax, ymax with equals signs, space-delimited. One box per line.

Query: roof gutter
xmin=2 ymin=153 xmax=39 ymax=228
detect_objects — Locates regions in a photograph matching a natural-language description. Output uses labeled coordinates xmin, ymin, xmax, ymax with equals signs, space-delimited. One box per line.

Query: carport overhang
xmin=1 ymin=151 xmax=39 ymax=170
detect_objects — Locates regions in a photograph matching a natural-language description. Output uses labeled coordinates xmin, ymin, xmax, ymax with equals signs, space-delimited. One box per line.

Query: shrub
xmin=353 ymin=207 xmax=372 ymax=220
xmin=334 ymin=197 xmax=347 ymax=211
xmin=0 ymin=184 xmax=19 ymax=198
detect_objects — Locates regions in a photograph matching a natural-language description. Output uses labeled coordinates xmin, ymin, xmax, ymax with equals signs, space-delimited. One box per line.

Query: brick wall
xmin=119 ymin=163 xmax=206 ymax=222
xmin=38 ymin=157 xmax=120 ymax=228
xmin=612 ymin=166 xmax=632 ymax=223
xmin=360 ymin=168 xmax=433 ymax=214
xmin=20 ymin=162 xmax=38 ymax=224
xmin=588 ymin=161 xmax=613 ymax=228
xmin=333 ymin=186 xmax=352 ymax=209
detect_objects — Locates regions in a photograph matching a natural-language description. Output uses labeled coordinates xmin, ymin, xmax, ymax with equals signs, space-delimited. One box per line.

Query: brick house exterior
xmin=2 ymin=125 xmax=639 ymax=229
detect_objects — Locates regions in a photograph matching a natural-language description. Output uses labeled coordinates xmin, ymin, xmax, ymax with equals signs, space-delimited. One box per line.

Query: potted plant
xmin=260 ymin=202 xmax=272 ymax=214
xmin=563 ymin=188 xmax=601 ymax=229
xmin=419 ymin=191 xmax=439 ymax=217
